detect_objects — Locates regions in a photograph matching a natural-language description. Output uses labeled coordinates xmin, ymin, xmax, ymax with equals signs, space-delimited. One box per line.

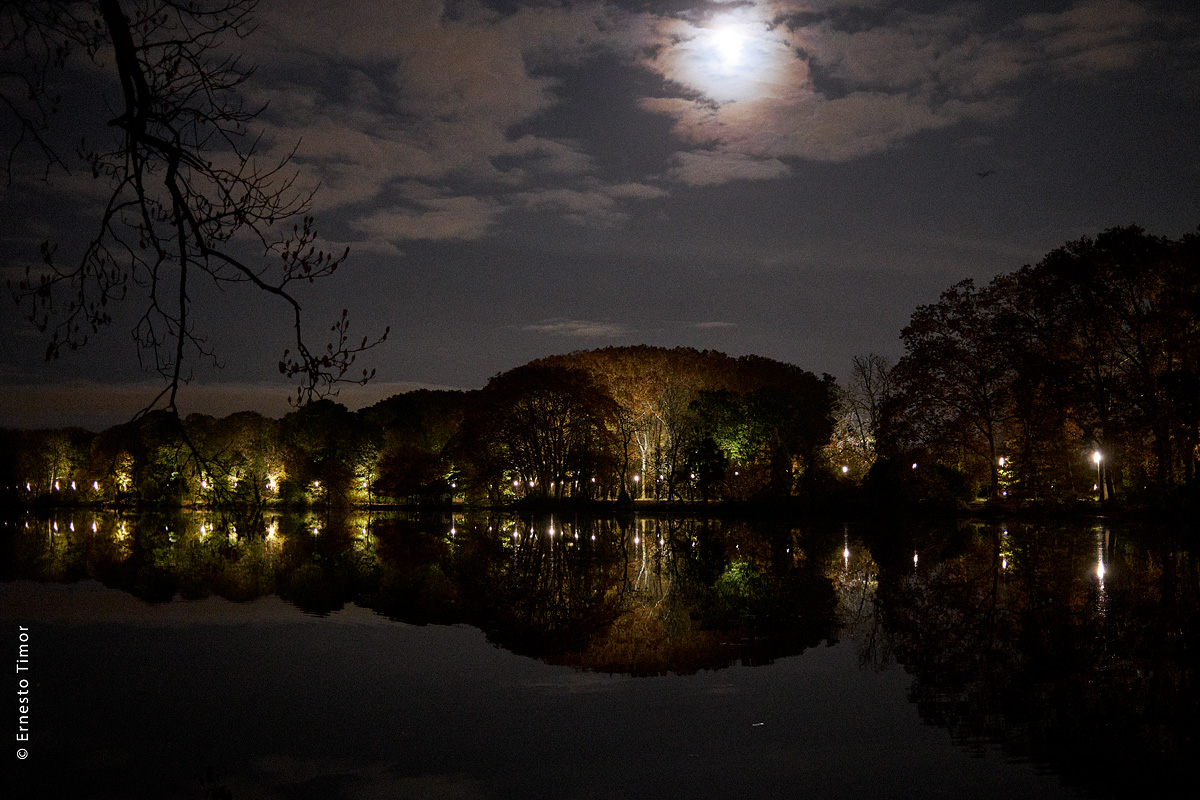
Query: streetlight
xmin=1093 ymin=450 xmax=1104 ymax=501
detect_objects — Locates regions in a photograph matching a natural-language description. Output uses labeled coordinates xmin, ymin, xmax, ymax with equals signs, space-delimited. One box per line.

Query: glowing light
xmin=1002 ymin=558 xmax=1008 ymax=570
xmin=1092 ymin=450 xmax=1102 ymax=465
xmin=93 ymin=481 xmax=100 ymax=491
xmin=998 ymin=457 xmax=1006 ymax=467
xmin=1096 ymin=559 xmax=1106 ymax=580
xmin=71 ymin=480 xmax=76 ymax=491
xmin=841 ymin=465 xmax=849 ymax=474
xmin=710 ymin=25 xmax=745 ymax=68
xmin=913 ymin=552 xmax=919 ymax=565
xmin=912 ymin=463 xmax=918 ymax=470
xmin=54 ymin=480 xmax=60 ymax=491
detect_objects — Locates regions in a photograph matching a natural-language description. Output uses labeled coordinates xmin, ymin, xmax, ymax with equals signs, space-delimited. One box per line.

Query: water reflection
xmin=2 ymin=510 xmax=1198 ymax=797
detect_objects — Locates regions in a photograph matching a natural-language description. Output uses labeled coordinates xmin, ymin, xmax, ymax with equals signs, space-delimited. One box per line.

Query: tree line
xmin=3 ymin=224 xmax=1196 ymax=512
xmin=0 ymin=347 xmax=837 ymax=508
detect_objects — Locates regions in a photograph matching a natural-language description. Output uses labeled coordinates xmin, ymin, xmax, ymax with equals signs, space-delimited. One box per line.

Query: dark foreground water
xmin=2 ymin=510 xmax=1196 ymax=799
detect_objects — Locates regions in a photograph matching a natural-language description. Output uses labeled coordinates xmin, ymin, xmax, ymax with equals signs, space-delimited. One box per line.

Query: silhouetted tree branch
xmin=3 ymin=0 xmax=387 ymax=421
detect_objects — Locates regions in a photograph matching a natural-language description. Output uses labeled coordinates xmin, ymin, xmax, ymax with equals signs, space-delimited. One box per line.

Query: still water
xmin=2 ymin=509 xmax=1196 ymax=798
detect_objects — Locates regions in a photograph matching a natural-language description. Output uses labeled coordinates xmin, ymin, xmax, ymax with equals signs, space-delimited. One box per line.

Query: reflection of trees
xmin=2 ymin=510 xmax=839 ymax=675
xmin=866 ymin=521 xmax=1200 ymax=798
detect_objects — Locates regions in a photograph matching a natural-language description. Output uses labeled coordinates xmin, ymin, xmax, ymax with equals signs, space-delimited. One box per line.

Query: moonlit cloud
xmin=667 ymin=150 xmax=791 ymax=186
xmin=352 ymin=193 xmax=502 ymax=244
xmin=522 ymin=319 xmax=630 ymax=338
xmin=515 ymin=182 xmax=667 ymax=226
xmin=636 ymin=0 xmax=1161 ymax=170
xmin=243 ymin=0 xmax=1171 ymax=215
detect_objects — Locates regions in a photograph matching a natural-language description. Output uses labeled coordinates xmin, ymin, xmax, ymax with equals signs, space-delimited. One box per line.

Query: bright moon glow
xmin=711 ymin=26 xmax=744 ymax=67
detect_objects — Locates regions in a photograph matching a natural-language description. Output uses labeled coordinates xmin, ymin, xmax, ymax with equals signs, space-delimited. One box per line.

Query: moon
xmin=710 ymin=26 xmax=745 ymax=69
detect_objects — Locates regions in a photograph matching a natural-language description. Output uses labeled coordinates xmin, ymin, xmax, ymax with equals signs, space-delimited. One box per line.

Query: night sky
xmin=3 ymin=0 xmax=1199 ymax=429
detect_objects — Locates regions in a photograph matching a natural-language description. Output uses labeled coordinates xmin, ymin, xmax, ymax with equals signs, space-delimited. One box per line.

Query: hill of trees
xmin=0 ymin=347 xmax=837 ymax=509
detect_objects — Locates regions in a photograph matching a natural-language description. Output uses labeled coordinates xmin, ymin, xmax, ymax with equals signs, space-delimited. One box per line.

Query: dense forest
xmin=0 ymin=347 xmax=837 ymax=509
xmin=2 ymin=225 xmax=1197 ymax=512
xmin=875 ymin=225 xmax=1200 ymax=510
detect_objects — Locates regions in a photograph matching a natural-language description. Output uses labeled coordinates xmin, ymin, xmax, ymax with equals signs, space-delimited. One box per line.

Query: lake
xmin=3 ymin=509 xmax=1196 ymax=798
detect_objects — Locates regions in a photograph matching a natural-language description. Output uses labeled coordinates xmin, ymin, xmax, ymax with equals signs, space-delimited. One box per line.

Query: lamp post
xmin=1092 ymin=450 xmax=1105 ymax=501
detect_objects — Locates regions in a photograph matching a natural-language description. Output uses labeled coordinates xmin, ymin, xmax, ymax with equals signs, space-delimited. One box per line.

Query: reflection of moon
xmin=711 ymin=26 xmax=744 ymax=68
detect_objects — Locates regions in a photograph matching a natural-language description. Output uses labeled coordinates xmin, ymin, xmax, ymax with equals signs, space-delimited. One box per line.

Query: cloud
xmin=667 ymin=150 xmax=791 ymax=186
xmin=352 ymin=192 xmax=502 ymax=243
xmin=514 ymin=181 xmax=666 ymax=226
xmin=250 ymin=2 xmax=629 ymax=194
xmin=521 ymin=319 xmax=629 ymax=338
xmin=636 ymin=0 xmax=1161 ymax=170
xmin=234 ymin=0 xmax=1171 ymax=221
